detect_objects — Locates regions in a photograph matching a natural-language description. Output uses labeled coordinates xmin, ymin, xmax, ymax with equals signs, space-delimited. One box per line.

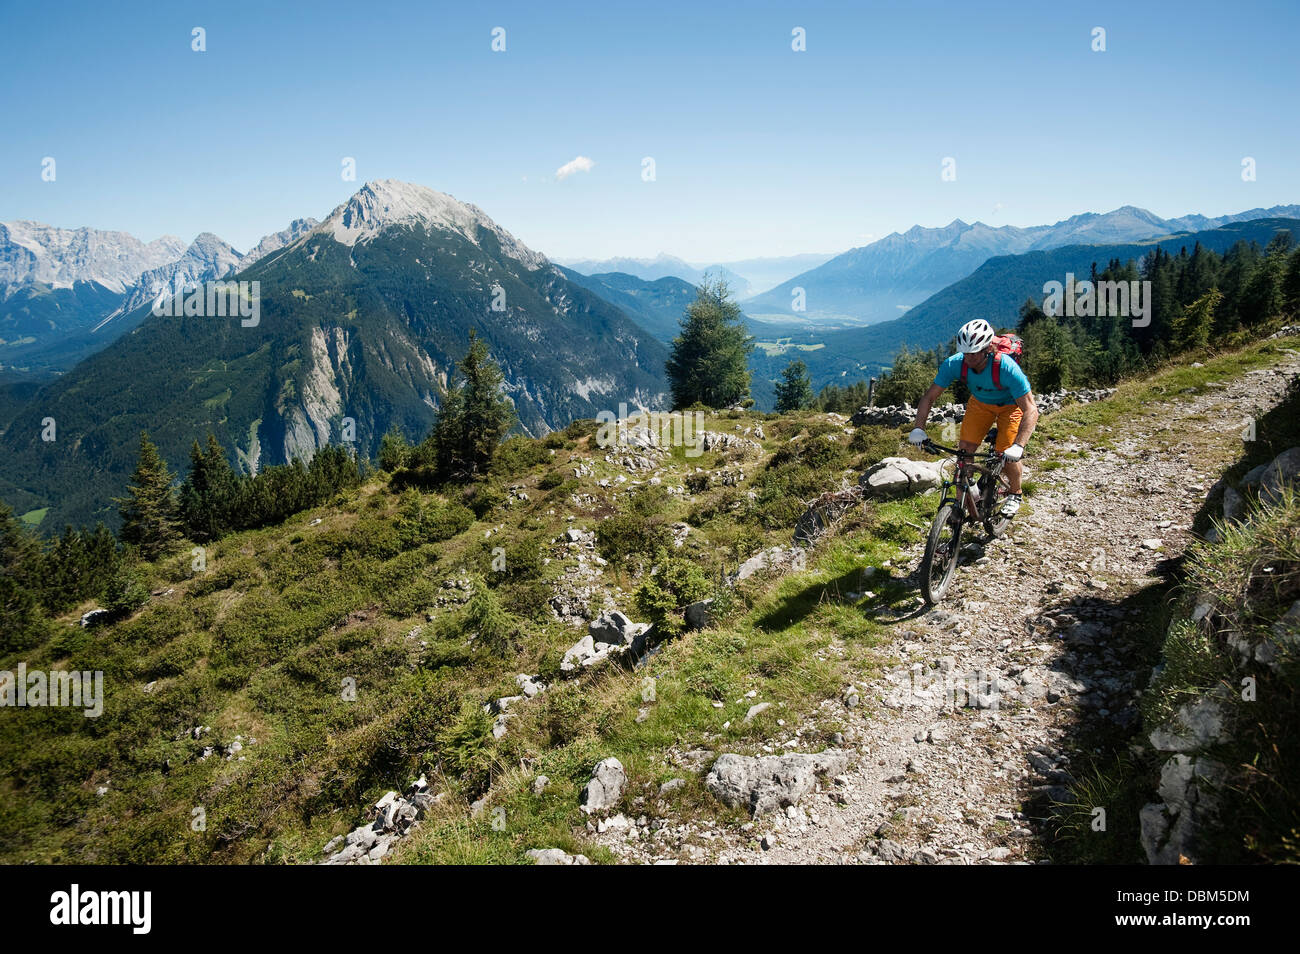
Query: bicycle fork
xmin=958 ymin=472 xmax=981 ymax=520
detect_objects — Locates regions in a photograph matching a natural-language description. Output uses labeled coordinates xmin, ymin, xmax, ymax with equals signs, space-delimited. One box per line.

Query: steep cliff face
xmin=279 ymin=326 xmax=350 ymax=465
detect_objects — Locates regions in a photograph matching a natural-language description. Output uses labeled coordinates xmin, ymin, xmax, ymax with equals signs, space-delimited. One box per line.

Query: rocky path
xmin=628 ymin=348 xmax=1300 ymax=865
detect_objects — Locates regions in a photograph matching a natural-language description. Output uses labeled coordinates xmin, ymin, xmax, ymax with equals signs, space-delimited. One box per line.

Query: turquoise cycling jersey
xmin=933 ymin=352 xmax=1030 ymax=406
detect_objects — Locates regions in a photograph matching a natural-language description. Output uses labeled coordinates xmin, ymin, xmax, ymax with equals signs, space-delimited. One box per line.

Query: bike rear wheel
xmin=921 ymin=503 xmax=963 ymax=605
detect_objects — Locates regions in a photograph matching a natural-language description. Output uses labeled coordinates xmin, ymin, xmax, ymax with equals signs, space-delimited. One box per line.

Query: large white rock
xmin=736 ymin=546 xmax=803 ymax=580
xmin=1149 ymin=697 xmax=1226 ymax=752
xmin=705 ymin=750 xmax=848 ymax=816
xmin=527 ymin=848 xmax=592 ymax=865
xmin=860 ymin=457 xmax=944 ymax=498
xmin=560 ymin=634 xmax=596 ymax=673
xmin=1259 ymin=447 xmax=1300 ymax=506
xmin=589 ymin=610 xmax=644 ymax=647
xmin=580 ymin=757 xmax=626 ymax=814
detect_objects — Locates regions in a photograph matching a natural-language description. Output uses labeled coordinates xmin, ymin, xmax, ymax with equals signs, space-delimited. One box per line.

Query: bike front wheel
xmin=921 ymin=503 xmax=963 ymax=605
xmin=984 ymin=511 xmax=1011 ymax=539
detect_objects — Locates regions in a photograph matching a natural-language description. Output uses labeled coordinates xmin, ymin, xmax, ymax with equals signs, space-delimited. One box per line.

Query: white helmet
xmin=956 ymin=318 xmax=995 ymax=354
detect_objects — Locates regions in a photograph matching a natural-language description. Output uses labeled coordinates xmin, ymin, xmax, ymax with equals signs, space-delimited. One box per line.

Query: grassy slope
xmin=2 ymin=335 xmax=1294 ymax=864
xmin=0 ymin=400 xmax=931 ymax=863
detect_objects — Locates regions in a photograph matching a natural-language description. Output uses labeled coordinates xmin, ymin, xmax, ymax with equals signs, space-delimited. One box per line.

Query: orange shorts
xmin=960 ymin=396 xmax=1022 ymax=452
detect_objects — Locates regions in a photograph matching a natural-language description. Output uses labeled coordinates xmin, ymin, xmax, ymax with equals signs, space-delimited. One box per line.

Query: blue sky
xmin=2 ymin=0 xmax=1297 ymax=262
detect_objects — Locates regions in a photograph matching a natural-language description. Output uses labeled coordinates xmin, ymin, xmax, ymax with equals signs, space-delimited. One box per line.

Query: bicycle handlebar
xmin=920 ymin=438 xmax=1004 ymax=459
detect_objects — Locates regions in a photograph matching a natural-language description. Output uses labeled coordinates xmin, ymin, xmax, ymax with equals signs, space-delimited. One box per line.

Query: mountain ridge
xmin=0 ymin=221 xmax=186 ymax=293
xmin=0 ymin=180 xmax=670 ymax=530
xmin=744 ymin=203 xmax=1300 ymax=323
xmin=745 ymin=216 xmax=1300 ymax=399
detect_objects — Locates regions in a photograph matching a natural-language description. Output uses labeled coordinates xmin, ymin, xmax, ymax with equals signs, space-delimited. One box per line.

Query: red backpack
xmin=960 ymin=334 xmax=1024 ymax=390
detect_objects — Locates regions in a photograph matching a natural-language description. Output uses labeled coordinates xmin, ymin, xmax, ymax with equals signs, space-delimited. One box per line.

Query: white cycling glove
xmin=907 ymin=427 xmax=927 ymax=445
xmin=1002 ymin=443 xmax=1024 ymax=462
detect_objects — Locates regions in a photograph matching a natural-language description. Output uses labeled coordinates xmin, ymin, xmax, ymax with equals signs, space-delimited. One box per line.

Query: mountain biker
xmin=907 ymin=318 xmax=1039 ymax=517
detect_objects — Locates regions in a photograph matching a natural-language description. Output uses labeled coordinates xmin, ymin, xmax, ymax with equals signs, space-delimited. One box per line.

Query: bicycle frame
xmin=923 ymin=439 xmax=1007 ymax=524
xmin=918 ymin=438 xmax=1012 ymax=604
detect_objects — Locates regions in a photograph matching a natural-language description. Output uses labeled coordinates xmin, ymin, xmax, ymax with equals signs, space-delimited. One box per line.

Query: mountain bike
xmin=917 ymin=437 xmax=1015 ymax=605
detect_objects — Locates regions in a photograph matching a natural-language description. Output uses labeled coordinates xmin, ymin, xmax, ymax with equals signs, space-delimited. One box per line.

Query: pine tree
xmin=875 ymin=345 xmax=941 ymax=406
xmin=1186 ymin=242 xmax=1217 ymax=299
xmin=1018 ymin=297 xmax=1049 ymax=328
xmin=179 ymin=434 xmax=237 ymax=541
xmin=774 ymin=359 xmax=813 ymax=412
xmin=117 ymin=432 xmax=181 ymax=559
xmin=1172 ymin=288 xmax=1222 ymax=351
xmin=815 ymin=379 xmax=871 ymax=414
xmin=1021 ymin=317 xmax=1077 ymax=391
xmin=1239 ymin=233 xmax=1291 ymax=326
xmin=0 ymin=503 xmax=42 ymax=652
xmin=665 ymin=276 xmax=754 ymax=409
xmin=430 ymin=330 xmax=517 ymax=479
xmin=1143 ymin=247 xmax=1178 ymax=351
xmin=1283 ymin=247 xmax=1300 ymax=317
xmin=37 ymin=522 xmax=121 ymax=612
xmin=460 ymin=330 xmax=517 ymax=471
xmin=378 ymin=425 xmax=412 ymax=472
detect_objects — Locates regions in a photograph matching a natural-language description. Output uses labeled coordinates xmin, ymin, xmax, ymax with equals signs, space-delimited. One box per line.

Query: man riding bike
xmin=907 ymin=318 xmax=1039 ymax=518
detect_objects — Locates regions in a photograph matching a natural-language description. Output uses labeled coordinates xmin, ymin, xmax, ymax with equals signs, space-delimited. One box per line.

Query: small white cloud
xmin=556 ymin=156 xmax=595 ymax=181
xmin=896 ymin=304 xmax=909 ymax=309
xmin=992 ymin=202 xmax=1004 ymax=214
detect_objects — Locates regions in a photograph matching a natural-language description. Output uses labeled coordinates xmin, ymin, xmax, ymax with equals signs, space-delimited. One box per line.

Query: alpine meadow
xmin=0 ymin=0 xmax=1297 ymax=928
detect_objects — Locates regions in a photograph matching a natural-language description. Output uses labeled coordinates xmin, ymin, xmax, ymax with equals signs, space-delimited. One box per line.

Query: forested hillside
xmin=820 ymin=219 xmax=1300 ymax=405
xmin=0 ymin=183 xmax=670 ymax=532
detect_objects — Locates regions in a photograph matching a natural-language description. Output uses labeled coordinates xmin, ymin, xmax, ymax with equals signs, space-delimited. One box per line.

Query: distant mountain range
xmin=0 ymin=181 xmax=668 ymax=529
xmin=14 ymin=200 xmax=1294 ymax=382
xmin=5 ymin=185 xmax=1299 ymax=528
xmin=100 ymin=218 xmax=319 ymax=331
xmin=0 ymin=221 xmax=186 ymax=292
xmin=0 ymin=217 xmax=319 ymax=377
xmin=558 ymin=252 xmax=837 ymax=299
xmin=557 ymin=268 xmax=701 ymax=343
xmin=745 ymin=216 xmax=1300 ymax=400
xmin=557 ymin=267 xmax=808 ymax=345
xmin=744 ymin=204 xmax=1300 ymax=324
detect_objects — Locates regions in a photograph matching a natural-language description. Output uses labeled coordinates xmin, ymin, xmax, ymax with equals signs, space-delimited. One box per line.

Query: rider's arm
xmin=1012 ymin=391 xmax=1039 ymax=447
xmin=913 ymin=383 xmax=946 ymax=429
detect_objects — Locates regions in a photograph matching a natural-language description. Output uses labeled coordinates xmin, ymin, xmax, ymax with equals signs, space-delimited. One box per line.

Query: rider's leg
xmin=994 ymin=404 xmax=1025 ymax=505
xmin=957 ymin=400 xmax=992 ymax=520
xmin=1004 ymin=459 xmax=1022 ymax=493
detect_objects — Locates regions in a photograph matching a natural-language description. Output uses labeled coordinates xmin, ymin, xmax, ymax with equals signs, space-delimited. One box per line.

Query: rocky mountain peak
xmin=317 ymin=179 xmax=548 ymax=269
